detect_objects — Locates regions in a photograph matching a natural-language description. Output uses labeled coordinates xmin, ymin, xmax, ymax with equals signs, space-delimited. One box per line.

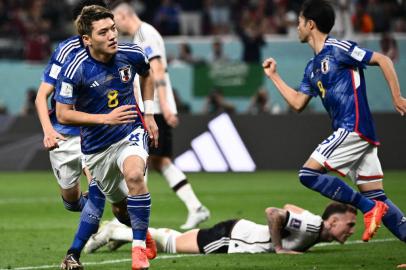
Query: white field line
xmin=0 ymin=254 xmax=201 ymax=270
xmin=0 ymin=238 xmax=397 ymax=270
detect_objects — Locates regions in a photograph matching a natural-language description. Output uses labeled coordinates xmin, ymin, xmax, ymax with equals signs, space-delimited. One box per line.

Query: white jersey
xmin=133 ymin=22 xmax=177 ymax=114
xmin=228 ymin=210 xmax=322 ymax=253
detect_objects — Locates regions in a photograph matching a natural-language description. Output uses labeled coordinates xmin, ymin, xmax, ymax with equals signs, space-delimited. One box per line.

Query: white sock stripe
xmin=128 ymin=195 xmax=151 ymax=200
xmin=299 ymin=172 xmax=320 ymax=177
xmin=127 ymin=197 xmax=151 ymax=202
xmin=127 ymin=205 xmax=151 ymax=208
xmin=128 ymin=193 xmax=151 ymax=197
xmin=299 ymin=170 xmax=321 ymax=176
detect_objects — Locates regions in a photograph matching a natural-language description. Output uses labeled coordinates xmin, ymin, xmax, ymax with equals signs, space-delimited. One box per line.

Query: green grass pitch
xmin=0 ymin=171 xmax=405 ymax=270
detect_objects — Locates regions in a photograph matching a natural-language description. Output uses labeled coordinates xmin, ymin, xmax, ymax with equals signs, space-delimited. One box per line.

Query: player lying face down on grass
xmin=85 ymin=202 xmax=357 ymax=255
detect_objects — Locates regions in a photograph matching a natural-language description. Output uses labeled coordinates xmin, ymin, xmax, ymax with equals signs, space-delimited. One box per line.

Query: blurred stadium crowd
xmin=0 ymin=0 xmax=406 ymax=61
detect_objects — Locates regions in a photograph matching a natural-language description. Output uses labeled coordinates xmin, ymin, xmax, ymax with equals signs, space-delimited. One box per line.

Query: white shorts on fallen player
xmin=310 ymin=128 xmax=383 ymax=184
xmin=49 ymin=135 xmax=83 ymax=189
xmin=84 ymin=126 xmax=149 ymax=203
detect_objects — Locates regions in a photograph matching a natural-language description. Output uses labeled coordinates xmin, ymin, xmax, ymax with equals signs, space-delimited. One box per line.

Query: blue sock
xmin=362 ymin=190 xmax=406 ymax=242
xmin=62 ymin=194 xmax=87 ymax=212
xmin=127 ymin=193 xmax=151 ymax=241
xmin=68 ymin=180 xmax=106 ymax=256
xmin=299 ymin=167 xmax=375 ymax=213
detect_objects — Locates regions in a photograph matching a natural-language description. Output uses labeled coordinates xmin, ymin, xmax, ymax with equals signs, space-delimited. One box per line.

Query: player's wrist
xmin=101 ymin=114 xmax=110 ymax=125
xmin=144 ymin=100 xmax=154 ymax=115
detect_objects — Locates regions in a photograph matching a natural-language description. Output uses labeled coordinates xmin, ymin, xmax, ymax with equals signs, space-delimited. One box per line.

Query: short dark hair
xmin=322 ymin=202 xmax=357 ymax=220
xmin=72 ymin=0 xmax=107 ymax=20
xmin=300 ymin=0 xmax=335 ymax=34
xmin=76 ymin=5 xmax=114 ymax=36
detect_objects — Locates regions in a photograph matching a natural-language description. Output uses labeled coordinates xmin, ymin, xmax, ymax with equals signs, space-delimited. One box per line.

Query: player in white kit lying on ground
xmin=85 ymin=202 xmax=356 ymax=254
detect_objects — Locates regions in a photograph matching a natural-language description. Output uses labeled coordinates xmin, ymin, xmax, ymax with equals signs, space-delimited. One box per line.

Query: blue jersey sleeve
xmin=335 ymin=41 xmax=373 ymax=68
xmin=298 ymin=60 xmax=317 ymax=97
xmin=119 ymin=43 xmax=150 ymax=76
xmin=54 ymin=53 xmax=84 ymax=106
xmin=42 ymin=51 xmax=63 ymax=86
xmin=41 ymin=36 xmax=82 ymax=86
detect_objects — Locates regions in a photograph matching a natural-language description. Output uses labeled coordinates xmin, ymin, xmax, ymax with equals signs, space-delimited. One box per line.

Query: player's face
xmin=88 ymin=18 xmax=118 ymax=55
xmin=297 ymin=15 xmax=310 ymax=43
xmin=329 ymin=212 xmax=356 ymax=244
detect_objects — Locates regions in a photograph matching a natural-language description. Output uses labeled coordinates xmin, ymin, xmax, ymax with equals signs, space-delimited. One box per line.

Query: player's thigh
xmin=175 ymin=229 xmax=200 ymax=253
xmin=49 ymin=135 xmax=82 ymax=190
xmin=348 ymin=146 xmax=384 ymax=191
xmin=309 ymin=129 xmax=370 ymax=176
xmin=84 ymin=144 xmax=128 ymax=204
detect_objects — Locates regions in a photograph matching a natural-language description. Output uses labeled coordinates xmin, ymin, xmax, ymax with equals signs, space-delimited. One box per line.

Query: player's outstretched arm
xmin=56 ymin=103 xmax=138 ymax=125
xmin=139 ymin=71 xmax=159 ymax=148
xmin=265 ymin=207 xmax=303 ymax=254
xmin=369 ymin=52 xmax=406 ymax=116
xmin=35 ymin=82 xmax=66 ymax=150
xmin=262 ymin=58 xmax=311 ymax=112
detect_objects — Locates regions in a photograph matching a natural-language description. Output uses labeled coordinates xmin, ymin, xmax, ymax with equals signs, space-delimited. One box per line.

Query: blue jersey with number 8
xmin=55 ymin=43 xmax=150 ymax=154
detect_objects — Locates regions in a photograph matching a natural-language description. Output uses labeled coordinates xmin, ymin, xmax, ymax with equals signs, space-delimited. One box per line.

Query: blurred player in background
xmin=55 ymin=6 xmax=158 ymax=270
xmin=35 ymin=1 xmax=109 ymax=269
xmin=80 ymin=202 xmax=357 ymax=254
xmin=263 ymin=0 xmax=406 ymax=243
xmin=110 ymin=1 xmax=210 ymax=230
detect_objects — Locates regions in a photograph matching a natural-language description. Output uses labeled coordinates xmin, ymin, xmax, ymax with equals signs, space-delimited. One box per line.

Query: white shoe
xmin=84 ymin=220 xmax=116 ymax=254
xmin=180 ymin=206 xmax=210 ymax=230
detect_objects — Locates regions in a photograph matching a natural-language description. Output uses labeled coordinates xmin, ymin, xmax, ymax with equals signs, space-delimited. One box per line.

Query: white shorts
xmin=310 ymin=128 xmax=383 ymax=185
xmin=84 ymin=127 xmax=149 ymax=203
xmin=49 ymin=135 xmax=83 ymax=189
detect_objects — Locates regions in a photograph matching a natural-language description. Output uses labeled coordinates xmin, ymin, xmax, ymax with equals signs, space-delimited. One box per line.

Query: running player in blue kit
xmin=55 ymin=5 xmax=158 ymax=270
xmin=263 ymin=0 xmax=406 ymax=243
xmin=35 ymin=1 xmax=110 ymax=269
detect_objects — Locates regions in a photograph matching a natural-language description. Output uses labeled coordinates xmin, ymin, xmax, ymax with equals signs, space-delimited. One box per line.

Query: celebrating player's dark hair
xmin=300 ymin=0 xmax=335 ymax=34
xmin=72 ymin=0 xmax=107 ymax=20
xmin=76 ymin=5 xmax=114 ymax=36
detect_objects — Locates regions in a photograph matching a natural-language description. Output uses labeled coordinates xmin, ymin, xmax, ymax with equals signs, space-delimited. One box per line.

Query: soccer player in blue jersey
xmin=55 ymin=5 xmax=158 ymax=270
xmin=263 ymin=0 xmax=406 ymax=243
xmin=35 ymin=1 xmax=109 ymax=269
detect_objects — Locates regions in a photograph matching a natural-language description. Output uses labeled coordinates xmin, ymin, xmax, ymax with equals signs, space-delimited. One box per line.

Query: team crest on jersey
xmin=321 ymin=57 xmax=329 ymax=74
xmin=118 ymin=65 xmax=132 ymax=83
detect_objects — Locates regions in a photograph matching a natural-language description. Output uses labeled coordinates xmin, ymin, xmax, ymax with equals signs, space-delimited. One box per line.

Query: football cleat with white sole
xmin=60 ymin=254 xmax=83 ymax=270
xmin=180 ymin=206 xmax=210 ymax=230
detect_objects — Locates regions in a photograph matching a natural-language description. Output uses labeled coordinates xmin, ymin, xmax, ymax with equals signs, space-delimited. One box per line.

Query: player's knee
xmin=124 ymin=168 xmax=144 ymax=185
